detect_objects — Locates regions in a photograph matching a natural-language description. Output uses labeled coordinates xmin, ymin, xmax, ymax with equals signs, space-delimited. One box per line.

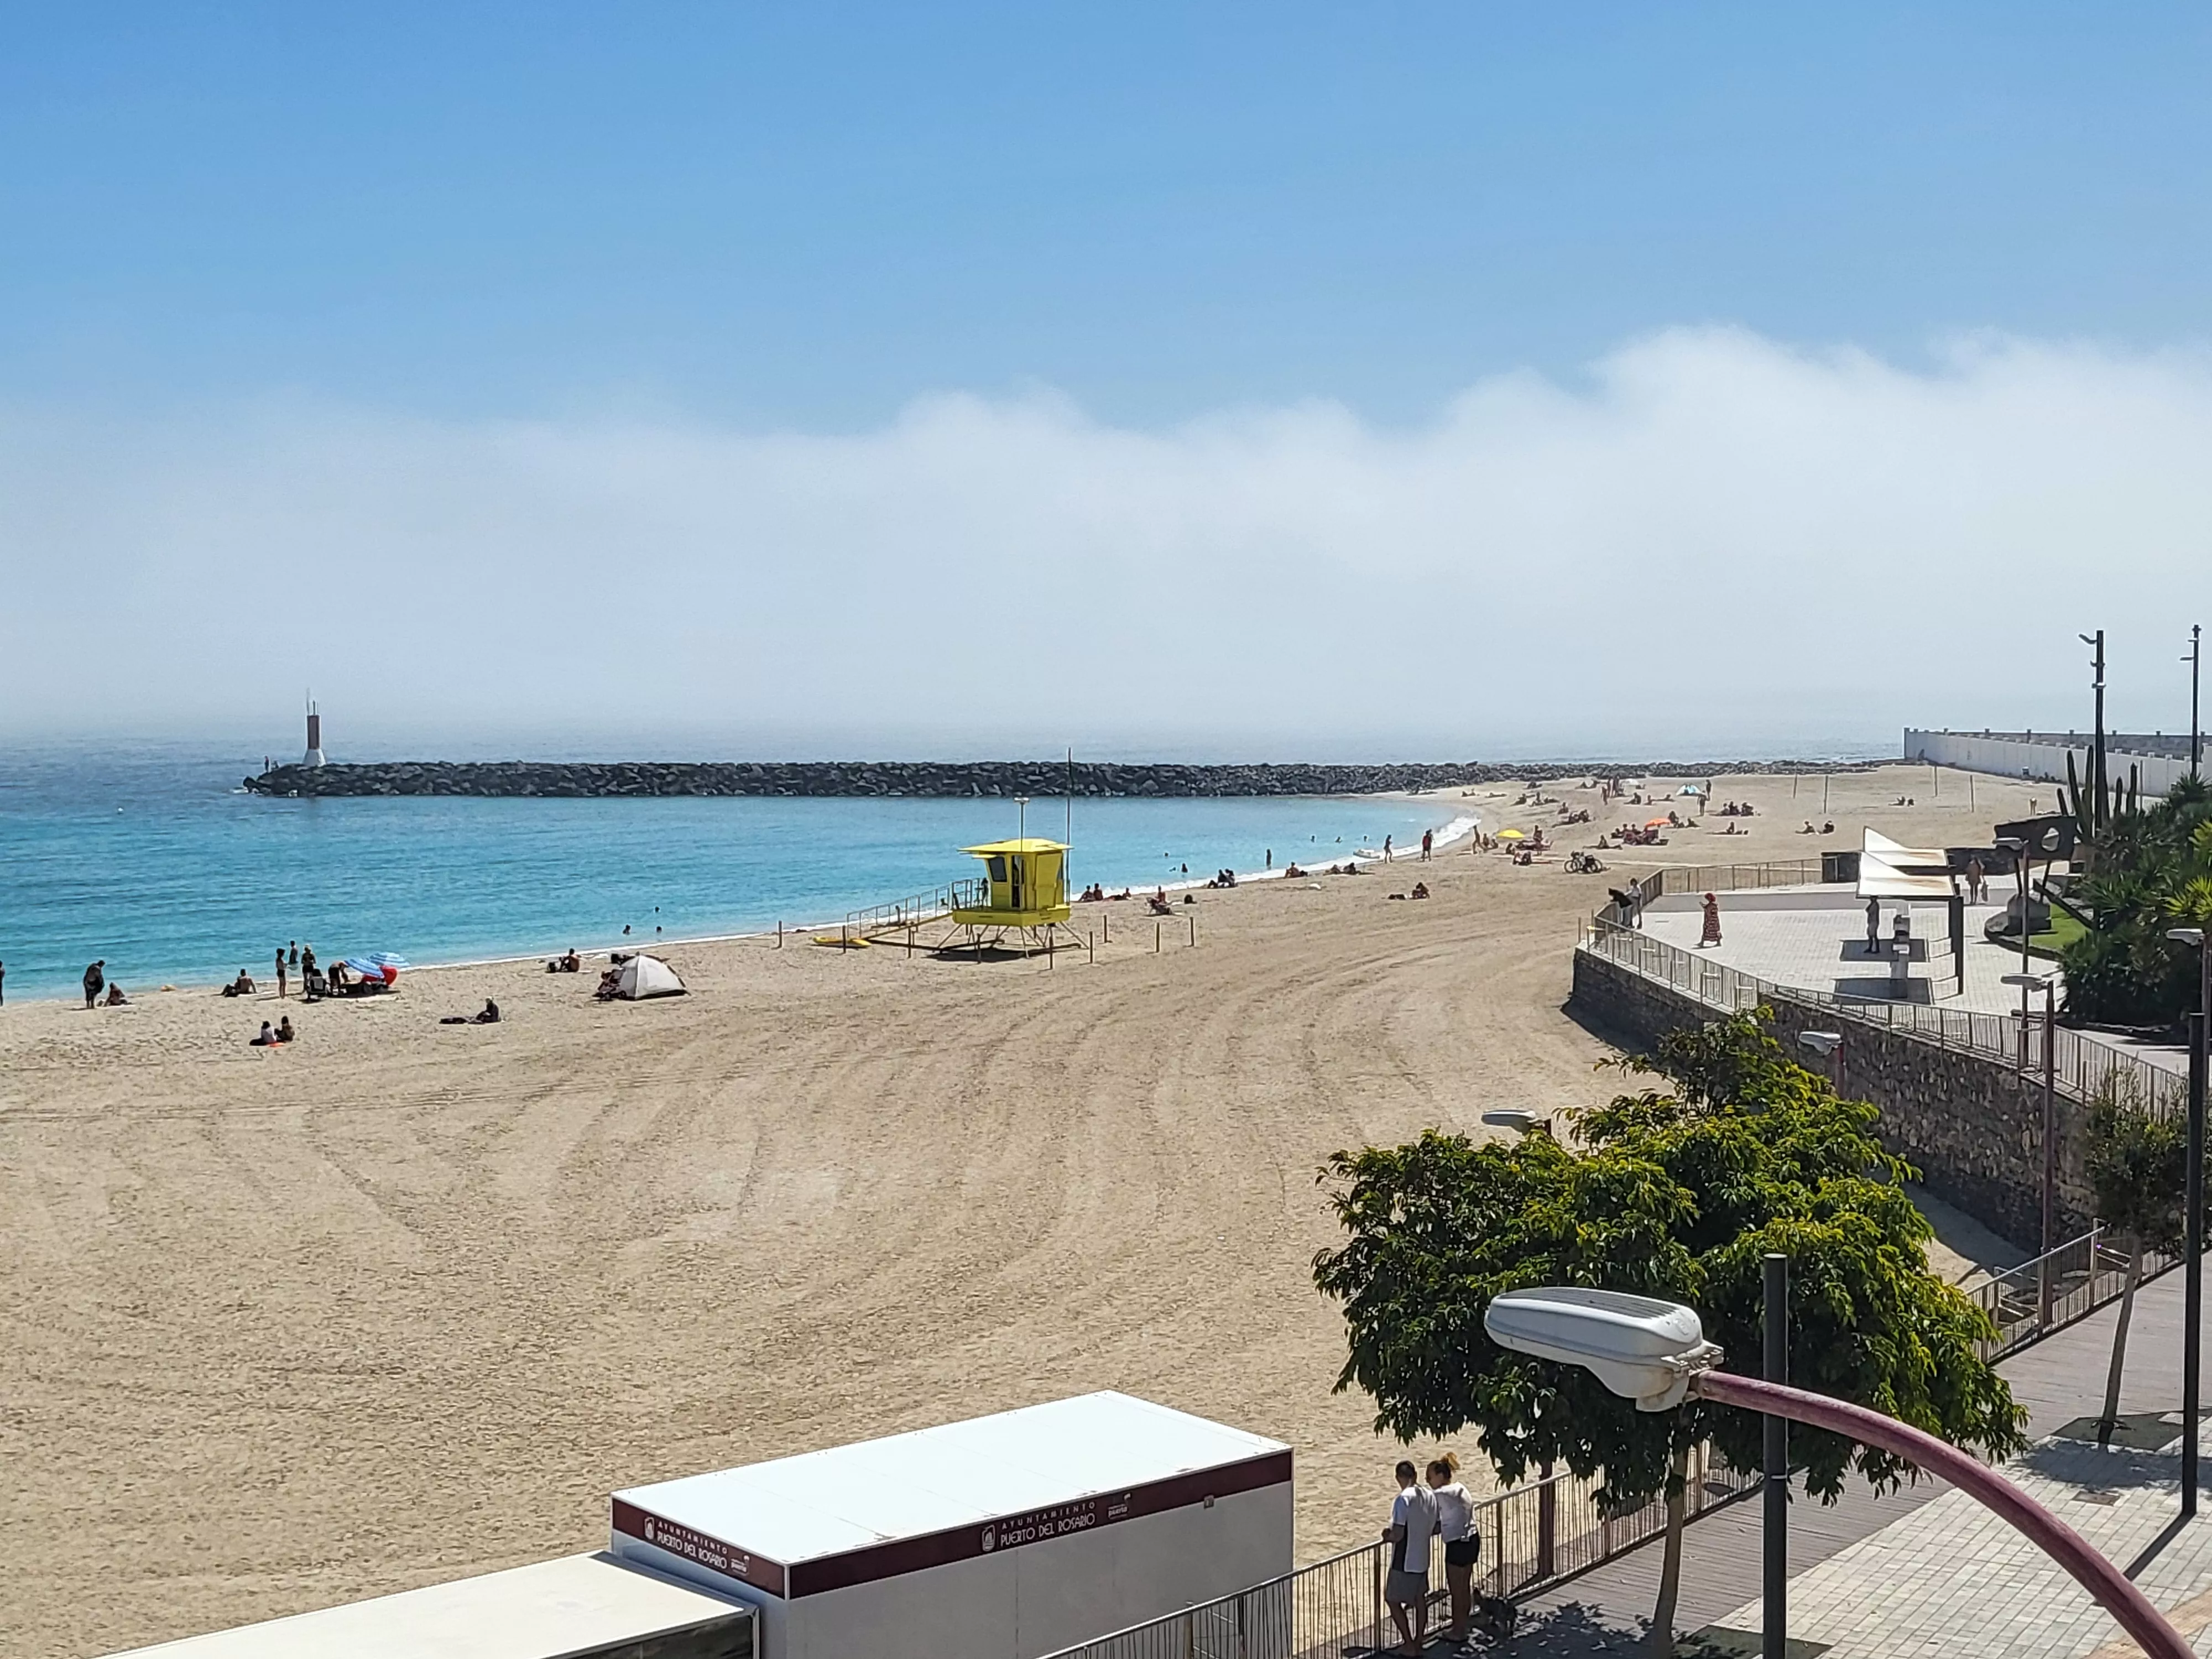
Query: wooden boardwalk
xmin=1501 ymin=1262 xmax=2198 ymax=1656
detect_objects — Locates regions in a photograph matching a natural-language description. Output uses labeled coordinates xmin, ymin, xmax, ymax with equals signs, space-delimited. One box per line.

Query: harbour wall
xmin=1905 ymin=728 xmax=2192 ymax=798
xmin=243 ymin=758 xmax=1876 ymax=799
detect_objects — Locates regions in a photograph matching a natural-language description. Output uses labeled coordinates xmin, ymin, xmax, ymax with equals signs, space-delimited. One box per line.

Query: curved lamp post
xmin=1484 ymin=1287 xmax=2194 ymax=1659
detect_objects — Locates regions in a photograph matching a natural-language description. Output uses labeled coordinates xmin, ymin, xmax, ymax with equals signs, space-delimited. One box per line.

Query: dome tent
xmin=611 ymin=954 xmax=686 ymax=1000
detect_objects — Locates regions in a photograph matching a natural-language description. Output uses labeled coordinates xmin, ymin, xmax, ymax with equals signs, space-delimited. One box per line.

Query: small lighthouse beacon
xmin=304 ymin=696 xmax=327 ymax=768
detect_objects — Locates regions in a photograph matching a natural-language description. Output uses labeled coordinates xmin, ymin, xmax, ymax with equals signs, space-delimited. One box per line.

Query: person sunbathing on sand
xmin=249 ymin=1021 xmax=277 ymax=1046
xmin=275 ymin=1016 xmax=295 ymax=1042
xmin=104 ymin=984 xmax=129 ymax=1005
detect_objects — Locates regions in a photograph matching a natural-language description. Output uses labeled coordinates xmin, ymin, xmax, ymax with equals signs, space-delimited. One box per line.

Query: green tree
xmin=2059 ymin=775 xmax=2212 ymax=1026
xmin=2085 ymin=1070 xmax=2193 ymax=1444
xmin=1313 ymin=1012 xmax=2025 ymax=1658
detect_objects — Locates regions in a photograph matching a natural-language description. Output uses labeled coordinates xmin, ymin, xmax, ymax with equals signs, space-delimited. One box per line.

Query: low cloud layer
xmin=4 ymin=327 xmax=2209 ymax=759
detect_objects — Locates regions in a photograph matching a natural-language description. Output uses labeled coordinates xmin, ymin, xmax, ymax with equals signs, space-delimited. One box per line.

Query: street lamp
xmin=1485 ymin=1289 xmax=2196 ymax=1659
xmin=2166 ymin=925 xmax=2209 ymax=1519
xmin=1795 ymin=1030 xmax=1842 ymax=1094
xmin=2004 ymin=971 xmax=2059 ymax=1327
xmin=1996 ymin=830 xmax=2063 ymax=1067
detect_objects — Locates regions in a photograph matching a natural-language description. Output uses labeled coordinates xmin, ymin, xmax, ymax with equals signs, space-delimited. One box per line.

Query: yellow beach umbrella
xmin=1496 ymin=828 xmax=1527 ymax=841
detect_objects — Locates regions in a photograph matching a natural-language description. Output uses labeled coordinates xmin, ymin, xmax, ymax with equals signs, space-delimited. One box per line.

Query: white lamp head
xmin=2171 ymin=928 xmax=2206 ymax=949
xmin=1485 ymin=1287 xmax=1722 ymax=1412
xmin=1796 ymin=1030 xmax=1841 ymax=1057
xmin=1481 ymin=1108 xmax=1543 ymax=1134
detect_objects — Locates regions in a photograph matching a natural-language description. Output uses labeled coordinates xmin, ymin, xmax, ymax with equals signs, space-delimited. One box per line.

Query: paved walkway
xmin=1639 ymin=892 xmax=2031 ymax=1016
xmin=1503 ymin=1263 xmax=2212 ymax=1656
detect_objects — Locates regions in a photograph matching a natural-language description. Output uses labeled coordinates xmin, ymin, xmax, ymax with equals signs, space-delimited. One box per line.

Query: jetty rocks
xmin=243 ymin=758 xmax=1870 ymax=799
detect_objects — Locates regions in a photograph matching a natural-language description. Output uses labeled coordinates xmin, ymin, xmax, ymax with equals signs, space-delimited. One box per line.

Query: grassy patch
xmin=2028 ymin=908 xmax=2086 ymax=958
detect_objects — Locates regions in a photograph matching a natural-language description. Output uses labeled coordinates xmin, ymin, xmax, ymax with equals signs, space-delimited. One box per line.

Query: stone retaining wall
xmin=1569 ymin=948 xmax=2090 ymax=1250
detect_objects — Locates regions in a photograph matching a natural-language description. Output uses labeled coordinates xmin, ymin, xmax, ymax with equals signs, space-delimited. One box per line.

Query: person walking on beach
xmin=275 ymin=948 xmax=288 ymax=999
xmin=0 ymin=958 xmax=6 ymax=1006
xmin=1383 ymin=834 xmax=1394 ymax=863
xmin=82 ymin=959 xmax=105 ymax=1008
xmin=1383 ymin=1459 xmax=1438 ymax=1656
xmin=1421 ymin=828 xmax=1433 ymax=862
xmin=1427 ymin=1455 xmax=1478 ymax=1645
xmin=1698 ymin=893 xmax=1722 ymax=948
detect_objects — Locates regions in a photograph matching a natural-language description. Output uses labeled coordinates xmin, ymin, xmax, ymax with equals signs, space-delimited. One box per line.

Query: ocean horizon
xmin=0 ymin=742 xmax=1475 ymax=1001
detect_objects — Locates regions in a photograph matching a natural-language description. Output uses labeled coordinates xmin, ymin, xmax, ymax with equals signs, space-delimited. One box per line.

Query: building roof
xmin=614 ymin=1391 xmax=1285 ymax=1570
xmin=962 ymin=838 xmax=1070 ymax=855
xmin=103 ymin=1554 xmax=750 ymax=1659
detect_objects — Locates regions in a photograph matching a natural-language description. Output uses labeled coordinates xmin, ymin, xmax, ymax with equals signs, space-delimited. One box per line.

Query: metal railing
xmin=1647 ymin=859 xmax=1821 ymax=896
xmin=1579 ymin=917 xmax=2189 ymax=1121
xmin=1965 ymin=1225 xmax=2176 ymax=1361
xmin=1039 ymin=1451 xmax=1756 ymax=1659
xmin=843 ymin=877 xmax=988 ymax=936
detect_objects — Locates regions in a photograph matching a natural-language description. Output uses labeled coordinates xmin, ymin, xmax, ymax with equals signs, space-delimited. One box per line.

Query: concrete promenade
xmin=1509 ymin=1262 xmax=2212 ymax=1656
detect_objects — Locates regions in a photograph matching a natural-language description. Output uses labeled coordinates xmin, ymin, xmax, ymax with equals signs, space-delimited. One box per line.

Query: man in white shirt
xmin=1382 ymin=1458 xmax=1438 ymax=1655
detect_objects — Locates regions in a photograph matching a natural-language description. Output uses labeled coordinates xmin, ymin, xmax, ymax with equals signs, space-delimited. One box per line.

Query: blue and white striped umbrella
xmin=367 ymin=952 xmax=410 ymax=970
xmin=340 ymin=957 xmax=385 ymax=978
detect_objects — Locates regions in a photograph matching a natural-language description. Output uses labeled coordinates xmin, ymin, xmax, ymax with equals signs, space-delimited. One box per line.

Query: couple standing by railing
xmin=1382 ymin=1454 xmax=1494 ymax=1653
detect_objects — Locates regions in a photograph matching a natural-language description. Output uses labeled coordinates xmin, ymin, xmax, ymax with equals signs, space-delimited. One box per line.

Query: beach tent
xmin=612 ymin=954 xmax=686 ymax=999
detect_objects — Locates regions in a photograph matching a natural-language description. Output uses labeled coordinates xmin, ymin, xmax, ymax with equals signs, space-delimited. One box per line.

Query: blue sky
xmin=2 ymin=7 xmax=2210 ymax=754
xmin=6 ymin=4 xmax=2208 ymax=426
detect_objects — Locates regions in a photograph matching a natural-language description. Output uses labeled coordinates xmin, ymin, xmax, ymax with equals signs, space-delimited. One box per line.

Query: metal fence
xmin=1039 ymin=1452 xmax=1756 ymax=1659
xmin=1579 ymin=916 xmax=2188 ymax=1121
xmin=1965 ymin=1224 xmax=2176 ymax=1361
xmin=1648 ymin=859 xmax=1821 ymax=896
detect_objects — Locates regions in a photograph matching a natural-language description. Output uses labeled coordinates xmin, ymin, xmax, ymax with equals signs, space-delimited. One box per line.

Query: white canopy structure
xmin=612 ymin=954 xmax=687 ymax=999
xmin=1857 ymin=830 xmax=1957 ymax=900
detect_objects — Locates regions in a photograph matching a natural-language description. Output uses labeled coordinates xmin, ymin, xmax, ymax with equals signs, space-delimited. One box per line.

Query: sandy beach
xmin=0 ymin=761 xmax=2050 ymax=1657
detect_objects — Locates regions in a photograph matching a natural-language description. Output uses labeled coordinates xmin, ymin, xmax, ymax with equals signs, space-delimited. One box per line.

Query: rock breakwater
xmin=242 ymin=758 xmax=1873 ymax=799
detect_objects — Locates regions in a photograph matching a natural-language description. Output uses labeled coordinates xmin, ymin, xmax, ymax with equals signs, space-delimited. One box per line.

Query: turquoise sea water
xmin=0 ymin=745 xmax=1465 ymax=1000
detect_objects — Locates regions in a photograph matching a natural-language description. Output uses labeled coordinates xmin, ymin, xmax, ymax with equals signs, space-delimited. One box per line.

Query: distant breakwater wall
xmin=243 ymin=758 xmax=1876 ymax=799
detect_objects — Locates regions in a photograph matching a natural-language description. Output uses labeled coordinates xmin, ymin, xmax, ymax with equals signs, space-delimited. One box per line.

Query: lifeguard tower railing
xmin=845 ymin=877 xmax=990 ymax=937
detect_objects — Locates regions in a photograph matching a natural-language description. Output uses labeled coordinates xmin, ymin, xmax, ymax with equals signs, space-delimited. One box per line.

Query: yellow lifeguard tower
xmin=947 ymin=837 xmax=1074 ymax=953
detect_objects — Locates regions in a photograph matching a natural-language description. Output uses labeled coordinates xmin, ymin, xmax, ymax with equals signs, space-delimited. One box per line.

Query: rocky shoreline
xmin=242 ymin=758 xmax=1878 ymax=799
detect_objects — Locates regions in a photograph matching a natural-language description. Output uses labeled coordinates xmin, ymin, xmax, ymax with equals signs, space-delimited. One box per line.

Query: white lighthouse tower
xmin=304 ymin=696 xmax=327 ymax=768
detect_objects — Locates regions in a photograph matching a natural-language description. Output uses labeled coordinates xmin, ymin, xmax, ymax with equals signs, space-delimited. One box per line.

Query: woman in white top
xmin=1427 ymin=1455 xmax=1478 ymax=1645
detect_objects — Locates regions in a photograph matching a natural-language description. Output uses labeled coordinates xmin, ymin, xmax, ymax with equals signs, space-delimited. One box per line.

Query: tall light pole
xmin=2005 ymin=971 xmax=2059 ymax=1327
xmin=2187 ymin=626 xmax=2202 ymax=780
xmin=1762 ymin=1254 xmax=1788 ymax=1659
xmin=2168 ymin=926 xmax=2209 ymax=1519
xmin=2080 ymin=630 xmax=2107 ymax=830
xmin=1997 ymin=837 xmax=2032 ymax=1065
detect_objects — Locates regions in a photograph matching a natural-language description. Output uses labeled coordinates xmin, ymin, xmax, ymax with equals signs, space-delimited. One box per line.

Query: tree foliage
xmin=2059 ymin=774 xmax=2212 ymax=1026
xmin=2086 ymin=1068 xmax=2192 ymax=1253
xmin=1312 ymin=1012 xmax=2026 ymax=1519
